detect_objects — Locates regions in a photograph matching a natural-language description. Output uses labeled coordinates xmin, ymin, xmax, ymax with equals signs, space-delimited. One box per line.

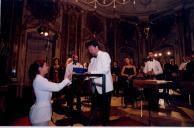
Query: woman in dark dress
xmin=49 ymin=58 xmax=65 ymax=103
xmin=121 ymin=57 xmax=137 ymax=108
xmin=49 ymin=58 xmax=64 ymax=83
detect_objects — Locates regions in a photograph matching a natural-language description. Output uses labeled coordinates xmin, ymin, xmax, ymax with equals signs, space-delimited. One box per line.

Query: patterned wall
xmin=4 ymin=1 xmax=194 ymax=87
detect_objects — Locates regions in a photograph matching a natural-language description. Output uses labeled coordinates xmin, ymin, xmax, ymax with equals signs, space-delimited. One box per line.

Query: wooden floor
xmin=1 ymin=89 xmax=194 ymax=126
xmin=50 ymin=90 xmax=194 ymax=126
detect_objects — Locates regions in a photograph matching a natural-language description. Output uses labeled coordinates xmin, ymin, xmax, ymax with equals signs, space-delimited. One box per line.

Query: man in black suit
xmin=185 ymin=51 xmax=194 ymax=108
xmin=185 ymin=51 xmax=194 ymax=81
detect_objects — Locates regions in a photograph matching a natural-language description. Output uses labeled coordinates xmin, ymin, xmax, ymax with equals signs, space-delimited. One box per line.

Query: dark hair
xmin=113 ymin=60 xmax=118 ymax=64
xmin=52 ymin=58 xmax=60 ymax=65
xmin=28 ymin=60 xmax=46 ymax=80
xmin=86 ymin=40 xmax=99 ymax=48
xmin=72 ymin=54 xmax=78 ymax=59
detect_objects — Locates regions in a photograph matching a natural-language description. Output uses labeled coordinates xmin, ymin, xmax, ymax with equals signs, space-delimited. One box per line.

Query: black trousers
xmin=143 ymin=86 xmax=159 ymax=111
xmin=91 ymin=88 xmax=112 ymax=126
xmin=66 ymin=78 xmax=81 ymax=112
xmin=123 ymin=80 xmax=137 ymax=105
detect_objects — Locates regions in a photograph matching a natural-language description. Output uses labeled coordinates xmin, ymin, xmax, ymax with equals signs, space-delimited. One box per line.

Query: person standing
xmin=65 ymin=55 xmax=83 ymax=78
xmin=143 ymin=51 xmax=163 ymax=79
xmin=143 ymin=51 xmax=163 ymax=111
xmin=179 ymin=56 xmax=190 ymax=71
xmin=28 ymin=60 xmax=71 ymax=126
xmin=179 ymin=56 xmax=190 ymax=80
xmin=169 ymin=58 xmax=179 ymax=89
xmin=65 ymin=54 xmax=83 ymax=112
xmin=87 ymin=40 xmax=113 ymax=126
xmin=185 ymin=51 xmax=194 ymax=108
xmin=49 ymin=58 xmax=65 ymax=100
xmin=49 ymin=58 xmax=64 ymax=83
xmin=111 ymin=61 xmax=121 ymax=96
xmin=185 ymin=51 xmax=194 ymax=81
xmin=121 ymin=57 xmax=137 ymax=107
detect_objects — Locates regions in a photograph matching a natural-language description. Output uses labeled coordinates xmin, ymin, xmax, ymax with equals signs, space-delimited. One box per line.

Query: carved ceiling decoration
xmin=22 ymin=0 xmax=62 ymax=38
xmin=63 ymin=0 xmax=194 ymax=18
xmin=139 ymin=0 xmax=152 ymax=6
xmin=74 ymin=0 xmax=136 ymax=9
xmin=27 ymin=0 xmax=59 ymax=22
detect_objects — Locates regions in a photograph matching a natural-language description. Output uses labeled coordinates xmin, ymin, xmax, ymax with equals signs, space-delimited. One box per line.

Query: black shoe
xmin=150 ymin=106 xmax=159 ymax=111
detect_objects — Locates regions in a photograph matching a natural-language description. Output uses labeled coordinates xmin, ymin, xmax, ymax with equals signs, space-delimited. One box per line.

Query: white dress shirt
xmin=29 ymin=74 xmax=71 ymax=124
xmin=65 ymin=62 xmax=83 ymax=78
xmin=143 ymin=59 xmax=163 ymax=75
xmin=88 ymin=50 xmax=113 ymax=94
xmin=179 ymin=62 xmax=189 ymax=70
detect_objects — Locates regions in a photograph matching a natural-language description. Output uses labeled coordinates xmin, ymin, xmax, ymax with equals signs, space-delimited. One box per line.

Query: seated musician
xmin=121 ymin=57 xmax=137 ymax=108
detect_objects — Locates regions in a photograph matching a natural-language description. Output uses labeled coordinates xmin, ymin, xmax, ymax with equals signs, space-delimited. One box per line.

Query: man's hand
xmin=147 ymin=70 xmax=154 ymax=76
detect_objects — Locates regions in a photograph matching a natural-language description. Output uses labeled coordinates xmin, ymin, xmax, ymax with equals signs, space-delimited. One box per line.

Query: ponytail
xmin=28 ymin=60 xmax=46 ymax=80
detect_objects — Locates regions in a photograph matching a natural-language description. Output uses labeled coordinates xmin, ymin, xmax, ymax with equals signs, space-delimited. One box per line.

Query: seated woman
xmin=121 ymin=57 xmax=137 ymax=108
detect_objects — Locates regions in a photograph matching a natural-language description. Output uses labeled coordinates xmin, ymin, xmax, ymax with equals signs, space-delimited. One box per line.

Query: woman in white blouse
xmin=28 ymin=60 xmax=71 ymax=126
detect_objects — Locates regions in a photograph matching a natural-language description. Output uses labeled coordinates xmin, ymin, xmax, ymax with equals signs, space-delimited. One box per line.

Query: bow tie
xmin=93 ymin=55 xmax=97 ymax=58
xmin=73 ymin=62 xmax=77 ymax=65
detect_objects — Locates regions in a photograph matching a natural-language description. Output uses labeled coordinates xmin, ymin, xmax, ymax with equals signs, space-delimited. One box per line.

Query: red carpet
xmin=109 ymin=116 xmax=146 ymax=126
xmin=12 ymin=116 xmax=31 ymax=126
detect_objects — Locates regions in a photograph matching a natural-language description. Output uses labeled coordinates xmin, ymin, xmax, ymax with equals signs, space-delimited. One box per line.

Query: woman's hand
xmin=65 ymin=74 xmax=72 ymax=80
xmin=122 ymin=74 xmax=128 ymax=77
xmin=171 ymin=72 xmax=177 ymax=77
xmin=128 ymin=75 xmax=133 ymax=80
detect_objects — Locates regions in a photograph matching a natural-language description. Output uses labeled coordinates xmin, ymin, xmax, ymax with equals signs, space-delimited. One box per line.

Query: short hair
xmin=148 ymin=51 xmax=154 ymax=54
xmin=86 ymin=40 xmax=99 ymax=48
xmin=72 ymin=54 xmax=78 ymax=59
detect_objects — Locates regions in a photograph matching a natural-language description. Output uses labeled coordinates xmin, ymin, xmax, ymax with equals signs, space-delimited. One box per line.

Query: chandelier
xmin=75 ymin=0 xmax=136 ymax=9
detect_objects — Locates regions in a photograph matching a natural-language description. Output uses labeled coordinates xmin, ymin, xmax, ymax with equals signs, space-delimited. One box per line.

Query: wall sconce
xmin=153 ymin=52 xmax=165 ymax=58
xmin=166 ymin=51 xmax=171 ymax=56
xmin=144 ymin=27 xmax=150 ymax=39
xmin=154 ymin=51 xmax=172 ymax=59
xmin=37 ymin=26 xmax=49 ymax=37
xmin=37 ymin=26 xmax=59 ymax=41
xmin=44 ymin=32 xmax=49 ymax=37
